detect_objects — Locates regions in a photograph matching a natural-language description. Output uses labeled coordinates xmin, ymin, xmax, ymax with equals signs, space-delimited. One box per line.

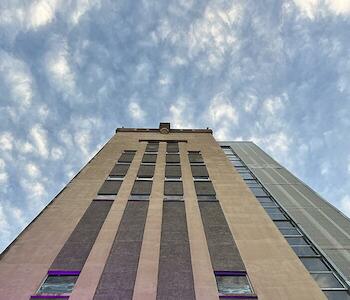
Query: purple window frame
xmin=214 ymin=271 xmax=258 ymax=299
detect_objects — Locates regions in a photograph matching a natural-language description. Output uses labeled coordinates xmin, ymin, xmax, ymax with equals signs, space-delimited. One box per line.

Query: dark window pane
xmin=269 ymin=213 xmax=287 ymax=221
xmin=165 ymin=165 xmax=182 ymax=178
xmin=146 ymin=142 xmax=159 ymax=152
xmin=142 ymin=154 xmax=157 ymax=163
xmin=256 ymin=197 xmax=274 ymax=204
xmin=137 ymin=165 xmax=155 ymax=178
xmin=216 ymin=275 xmax=253 ymax=295
xmin=188 ymin=153 xmax=203 ymax=163
xmin=250 ymin=187 xmax=269 ymax=197
xmin=292 ymin=246 xmax=317 ymax=256
xmin=286 ymin=237 xmax=309 ymax=245
xmin=109 ymin=164 xmax=130 ymax=177
xmin=323 ymin=291 xmax=350 ymax=300
xmin=194 ymin=181 xmax=216 ymax=196
xmin=239 ymin=173 xmax=254 ymax=180
xmin=164 ymin=181 xmax=183 ymax=196
xmin=312 ymin=273 xmax=344 ymax=288
xmin=166 ymin=154 xmax=180 ymax=163
xmin=236 ymin=167 xmax=249 ymax=172
xmin=274 ymin=220 xmax=295 ymax=229
xmin=246 ymin=180 xmax=262 ymax=188
xmin=98 ymin=180 xmax=122 ymax=195
xmin=191 ymin=165 xmax=209 ymax=178
xmin=166 ymin=142 xmax=179 ymax=153
xmin=300 ymin=258 xmax=330 ymax=271
xmin=261 ymin=202 xmax=278 ymax=208
xmin=131 ymin=180 xmax=153 ymax=195
xmin=118 ymin=152 xmax=135 ymax=163
xmin=280 ymin=228 xmax=301 ymax=236
xmin=37 ymin=275 xmax=78 ymax=294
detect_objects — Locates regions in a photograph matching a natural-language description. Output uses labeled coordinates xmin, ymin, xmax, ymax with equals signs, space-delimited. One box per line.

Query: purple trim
xmin=30 ymin=296 xmax=69 ymax=299
xmin=48 ymin=270 xmax=80 ymax=276
xmin=214 ymin=270 xmax=247 ymax=276
xmin=219 ymin=295 xmax=258 ymax=299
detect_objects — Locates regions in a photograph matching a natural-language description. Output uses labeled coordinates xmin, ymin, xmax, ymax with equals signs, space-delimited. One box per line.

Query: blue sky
xmin=1 ymin=0 xmax=350 ymax=252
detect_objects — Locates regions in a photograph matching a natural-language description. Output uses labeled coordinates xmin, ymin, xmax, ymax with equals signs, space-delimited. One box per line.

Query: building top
xmin=116 ymin=122 xmax=213 ymax=134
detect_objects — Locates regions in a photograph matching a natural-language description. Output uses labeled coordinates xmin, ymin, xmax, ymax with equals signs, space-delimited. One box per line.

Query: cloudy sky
xmin=1 ymin=0 xmax=350 ymax=252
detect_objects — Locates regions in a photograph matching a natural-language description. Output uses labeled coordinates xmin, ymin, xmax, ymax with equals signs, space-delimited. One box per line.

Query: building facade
xmin=0 ymin=123 xmax=349 ymax=300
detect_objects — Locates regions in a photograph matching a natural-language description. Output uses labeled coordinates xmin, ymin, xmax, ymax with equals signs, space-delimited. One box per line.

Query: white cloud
xmin=0 ymin=203 xmax=11 ymax=249
xmin=293 ymin=0 xmax=350 ymax=18
xmin=20 ymin=178 xmax=46 ymax=198
xmin=0 ymin=132 xmax=14 ymax=151
xmin=263 ymin=96 xmax=285 ymax=115
xmin=70 ymin=0 xmax=100 ymax=25
xmin=30 ymin=124 xmax=49 ymax=158
xmin=25 ymin=163 xmax=41 ymax=178
xmin=293 ymin=0 xmax=320 ymax=19
xmin=128 ymin=102 xmax=146 ymax=121
xmin=28 ymin=0 xmax=58 ymax=29
xmin=340 ymin=195 xmax=350 ymax=217
xmin=0 ymin=50 xmax=33 ymax=109
xmin=326 ymin=0 xmax=350 ymax=15
xmin=208 ymin=93 xmax=238 ymax=124
xmin=0 ymin=159 xmax=8 ymax=185
xmin=168 ymin=97 xmax=194 ymax=129
xmin=45 ymin=37 xmax=76 ymax=93
xmin=16 ymin=141 xmax=34 ymax=154
xmin=51 ymin=147 xmax=64 ymax=160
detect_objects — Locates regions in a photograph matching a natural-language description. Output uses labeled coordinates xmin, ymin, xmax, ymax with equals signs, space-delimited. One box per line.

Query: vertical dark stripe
xmin=157 ymin=202 xmax=195 ymax=300
xmin=94 ymin=201 xmax=149 ymax=300
xmin=198 ymin=202 xmax=245 ymax=271
xmin=50 ymin=201 xmax=112 ymax=270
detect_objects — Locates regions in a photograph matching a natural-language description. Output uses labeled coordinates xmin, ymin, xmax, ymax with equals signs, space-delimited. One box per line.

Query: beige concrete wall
xmin=0 ymin=130 xmax=326 ymax=300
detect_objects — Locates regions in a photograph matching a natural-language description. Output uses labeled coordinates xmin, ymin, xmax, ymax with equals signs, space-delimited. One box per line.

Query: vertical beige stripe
xmin=70 ymin=141 xmax=146 ymax=300
xmin=132 ymin=142 xmax=165 ymax=300
xmin=179 ymin=143 xmax=219 ymax=300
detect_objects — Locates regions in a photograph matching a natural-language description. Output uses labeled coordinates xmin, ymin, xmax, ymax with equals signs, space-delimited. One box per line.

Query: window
xmin=137 ymin=164 xmax=155 ymax=178
xmin=279 ymin=228 xmax=301 ymax=236
xmin=300 ymin=257 xmax=330 ymax=272
xmin=109 ymin=164 xmax=130 ymax=177
xmin=197 ymin=195 xmax=217 ymax=201
xmin=118 ymin=152 xmax=136 ymax=163
xmin=231 ymin=160 xmax=244 ymax=167
xmin=286 ymin=237 xmax=309 ymax=246
xmin=312 ymin=273 xmax=344 ymax=289
xmin=264 ymin=207 xmax=287 ymax=220
xmin=131 ymin=180 xmax=153 ymax=195
xmin=165 ymin=164 xmax=181 ymax=178
xmin=166 ymin=142 xmax=179 ymax=153
xmin=274 ymin=220 xmax=295 ymax=229
xmin=191 ymin=165 xmax=209 ymax=178
xmin=292 ymin=245 xmax=318 ymax=257
xmin=188 ymin=152 xmax=204 ymax=163
xmin=164 ymin=181 xmax=183 ymax=196
xmin=239 ymin=172 xmax=254 ymax=180
xmin=324 ymin=291 xmax=350 ymax=299
xmin=166 ymin=154 xmax=180 ymax=163
xmin=145 ymin=142 xmax=159 ymax=152
xmin=36 ymin=273 xmax=79 ymax=295
xmin=250 ymin=187 xmax=269 ymax=197
xmin=142 ymin=154 xmax=157 ymax=163
xmin=215 ymin=273 xmax=255 ymax=297
xmin=98 ymin=180 xmax=122 ymax=195
xmin=194 ymin=181 xmax=216 ymax=196
xmin=245 ymin=179 xmax=262 ymax=188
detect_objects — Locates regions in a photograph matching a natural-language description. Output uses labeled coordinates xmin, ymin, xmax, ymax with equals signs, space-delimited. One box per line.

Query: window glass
xmin=250 ymin=187 xmax=269 ymax=197
xmin=191 ymin=165 xmax=209 ymax=178
xmin=166 ymin=142 xmax=179 ymax=153
xmin=194 ymin=181 xmax=216 ymax=196
xmin=274 ymin=220 xmax=295 ymax=229
xmin=109 ymin=164 xmax=130 ymax=177
xmin=166 ymin=154 xmax=180 ymax=163
xmin=292 ymin=245 xmax=317 ymax=256
xmin=231 ymin=161 xmax=244 ymax=167
xmin=300 ymin=257 xmax=330 ymax=272
xmin=37 ymin=275 xmax=78 ymax=294
xmin=145 ymin=142 xmax=159 ymax=152
xmin=142 ymin=154 xmax=157 ymax=163
xmin=279 ymin=228 xmax=301 ymax=236
xmin=137 ymin=164 xmax=155 ymax=178
xmin=164 ymin=181 xmax=183 ymax=196
xmin=286 ymin=237 xmax=309 ymax=246
xmin=165 ymin=164 xmax=181 ymax=178
xmin=216 ymin=275 xmax=253 ymax=295
xmin=98 ymin=180 xmax=122 ymax=195
xmin=131 ymin=180 xmax=153 ymax=195
xmin=118 ymin=152 xmax=135 ymax=163
xmin=236 ymin=167 xmax=249 ymax=172
xmin=261 ymin=201 xmax=278 ymax=208
xmin=312 ymin=273 xmax=344 ymax=289
xmin=239 ymin=172 xmax=254 ymax=180
xmin=188 ymin=153 xmax=204 ymax=163
xmin=323 ymin=291 xmax=350 ymax=300
xmin=245 ymin=180 xmax=262 ymax=188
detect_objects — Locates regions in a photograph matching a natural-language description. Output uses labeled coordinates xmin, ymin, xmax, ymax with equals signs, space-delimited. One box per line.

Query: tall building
xmin=0 ymin=123 xmax=349 ymax=300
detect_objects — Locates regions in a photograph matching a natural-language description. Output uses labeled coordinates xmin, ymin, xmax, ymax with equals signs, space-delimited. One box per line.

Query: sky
xmin=1 ymin=0 xmax=350 ymax=253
